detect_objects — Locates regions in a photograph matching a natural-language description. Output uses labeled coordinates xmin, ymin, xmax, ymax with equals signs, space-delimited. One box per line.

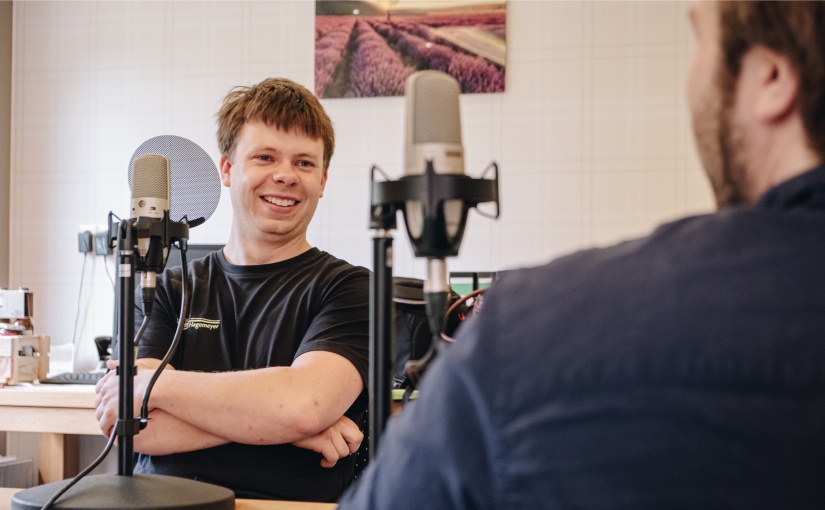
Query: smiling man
xmin=94 ymin=78 xmax=369 ymax=502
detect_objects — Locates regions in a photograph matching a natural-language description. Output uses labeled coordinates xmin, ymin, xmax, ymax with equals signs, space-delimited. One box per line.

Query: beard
xmin=692 ymin=72 xmax=751 ymax=207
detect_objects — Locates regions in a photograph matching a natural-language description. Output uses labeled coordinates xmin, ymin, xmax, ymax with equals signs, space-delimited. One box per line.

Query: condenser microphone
xmin=131 ymin=153 xmax=171 ymax=255
xmin=404 ymin=70 xmax=465 ymax=244
xmin=400 ymin=71 xmax=468 ymax=391
xmin=131 ymin=153 xmax=170 ymax=220
xmin=368 ymin=70 xmax=498 ymax=456
xmin=130 ymin=153 xmax=171 ymax=307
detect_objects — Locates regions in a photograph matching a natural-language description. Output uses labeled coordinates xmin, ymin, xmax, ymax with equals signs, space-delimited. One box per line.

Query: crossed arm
xmin=94 ymin=350 xmax=364 ymax=467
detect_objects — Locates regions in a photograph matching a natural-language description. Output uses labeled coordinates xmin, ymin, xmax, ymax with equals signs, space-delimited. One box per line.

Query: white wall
xmin=9 ymin=0 xmax=714 ymax=354
xmin=1 ymin=0 xmax=12 ymax=287
xmin=0 ymin=0 xmax=12 ymax=460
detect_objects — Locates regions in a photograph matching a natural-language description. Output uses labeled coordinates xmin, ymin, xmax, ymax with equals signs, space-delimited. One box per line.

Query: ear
xmin=751 ymin=46 xmax=799 ymax=123
xmin=319 ymin=169 xmax=328 ymax=198
xmin=219 ymin=155 xmax=232 ymax=188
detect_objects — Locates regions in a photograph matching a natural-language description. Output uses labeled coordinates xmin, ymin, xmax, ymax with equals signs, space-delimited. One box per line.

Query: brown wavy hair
xmin=216 ymin=78 xmax=335 ymax=170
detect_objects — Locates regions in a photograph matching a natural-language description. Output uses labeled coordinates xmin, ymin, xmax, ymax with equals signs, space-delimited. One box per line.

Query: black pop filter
xmin=128 ymin=135 xmax=221 ymax=225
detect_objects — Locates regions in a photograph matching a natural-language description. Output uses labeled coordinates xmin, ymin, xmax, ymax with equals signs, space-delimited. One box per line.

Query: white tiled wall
xmin=8 ymin=0 xmax=714 ymax=350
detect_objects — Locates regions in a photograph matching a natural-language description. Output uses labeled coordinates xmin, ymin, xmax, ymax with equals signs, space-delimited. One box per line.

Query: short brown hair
xmin=216 ymin=77 xmax=335 ymax=170
xmin=718 ymin=1 xmax=825 ymax=159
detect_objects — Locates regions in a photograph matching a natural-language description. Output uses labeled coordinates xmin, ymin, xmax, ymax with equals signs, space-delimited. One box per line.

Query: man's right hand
xmin=93 ymin=358 xmax=230 ymax=454
xmin=93 ymin=359 xmax=125 ymax=437
xmin=94 ymin=359 xmax=158 ymax=437
xmin=291 ymin=415 xmax=363 ymax=468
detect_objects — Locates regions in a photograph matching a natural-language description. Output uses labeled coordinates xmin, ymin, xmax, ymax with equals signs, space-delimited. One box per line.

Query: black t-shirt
xmin=133 ymin=247 xmax=370 ymax=502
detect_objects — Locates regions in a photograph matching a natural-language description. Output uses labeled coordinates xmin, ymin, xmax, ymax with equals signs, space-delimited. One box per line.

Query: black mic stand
xmin=367 ymin=177 xmax=398 ymax=459
xmin=12 ymin=214 xmax=234 ymax=510
xmin=368 ymin=161 xmax=499 ymax=458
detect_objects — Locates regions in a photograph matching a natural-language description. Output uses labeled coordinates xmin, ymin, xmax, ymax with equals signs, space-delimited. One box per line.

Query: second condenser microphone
xmin=131 ymin=154 xmax=171 ymax=258
xmin=131 ymin=154 xmax=170 ymax=219
xmin=404 ymin=70 xmax=466 ymax=244
xmin=130 ymin=153 xmax=171 ymax=307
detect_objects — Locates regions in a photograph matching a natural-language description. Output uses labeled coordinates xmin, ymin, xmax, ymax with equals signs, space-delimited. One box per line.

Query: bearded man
xmin=338 ymin=2 xmax=825 ymax=508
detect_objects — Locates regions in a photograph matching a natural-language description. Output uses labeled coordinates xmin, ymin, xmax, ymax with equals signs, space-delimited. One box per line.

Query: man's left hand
xmin=291 ymin=415 xmax=363 ymax=468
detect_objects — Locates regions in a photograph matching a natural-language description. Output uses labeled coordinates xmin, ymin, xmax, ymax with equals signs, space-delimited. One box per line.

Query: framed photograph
xmin=315 ymin=1 xmax=506 ymax=98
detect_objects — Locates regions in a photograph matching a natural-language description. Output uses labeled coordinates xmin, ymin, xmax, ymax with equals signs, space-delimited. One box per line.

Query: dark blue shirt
xmin=339 ymin=165 xmax=825 ymax=509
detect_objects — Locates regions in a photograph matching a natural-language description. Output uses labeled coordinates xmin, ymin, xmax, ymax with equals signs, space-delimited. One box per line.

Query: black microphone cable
xmin=38 ymin=309 xmax=152 ymax=510
xmin=39 ymin=240 xmax=191 ymax=510
xmin=39 ymin=428 xmax=117 ymax=510
xmin=140 ymin=240 xmax=190 ymax=426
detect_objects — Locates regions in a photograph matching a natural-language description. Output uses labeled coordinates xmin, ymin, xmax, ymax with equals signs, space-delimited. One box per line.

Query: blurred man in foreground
xmin=339 ymin=2 xmax=825 ymax=508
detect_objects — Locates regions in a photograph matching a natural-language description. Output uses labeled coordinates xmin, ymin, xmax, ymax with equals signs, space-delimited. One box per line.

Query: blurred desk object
xmin=0 ymin=336 xmax=49 ymax=386
xmin=0 ymin=385 xmax=96 ymax=484
xmin=449 ymin=271 xmax=495 ymax=296
xmin=0 ymin=488 xmax=337 ymax=510
xmin=391 ymin=388 xmax=417 ymax=415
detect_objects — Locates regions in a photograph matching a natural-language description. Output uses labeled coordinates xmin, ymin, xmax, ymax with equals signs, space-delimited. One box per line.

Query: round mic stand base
xmin=11 ymin=474 xmax=235 ymax=510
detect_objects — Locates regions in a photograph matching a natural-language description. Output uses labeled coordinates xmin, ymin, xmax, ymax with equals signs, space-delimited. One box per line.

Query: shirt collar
xmin=757 ymin=163 xmax=825 ymax=211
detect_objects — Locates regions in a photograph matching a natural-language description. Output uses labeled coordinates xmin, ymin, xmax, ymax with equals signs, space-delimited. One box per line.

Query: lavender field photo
xmin=315 ymin=1 xmax=506 ymax=98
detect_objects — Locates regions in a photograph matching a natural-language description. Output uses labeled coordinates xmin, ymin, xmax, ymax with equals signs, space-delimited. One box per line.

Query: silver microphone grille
xmin=132 ymin=154 xmax=170 ymax=201
xmin=410 ymin=71 xmax=462 ymax=145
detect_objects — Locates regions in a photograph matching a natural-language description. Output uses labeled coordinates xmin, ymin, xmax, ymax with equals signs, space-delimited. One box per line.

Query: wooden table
xmin=0 ymin=384 xmax=97 ymax=484
xmin=0 ymin=488 xmax=336 ymax=510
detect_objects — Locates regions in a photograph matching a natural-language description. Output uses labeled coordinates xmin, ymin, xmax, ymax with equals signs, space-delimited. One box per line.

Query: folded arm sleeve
xmin=294 ymin=268 xmax=370 ymax=389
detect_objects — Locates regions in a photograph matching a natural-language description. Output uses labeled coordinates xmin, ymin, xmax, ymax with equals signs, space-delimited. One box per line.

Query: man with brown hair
xmin=95 ymin=78 xmax=369 ymax=502
xmin=339 ymin=2 xmax=825 ymax=508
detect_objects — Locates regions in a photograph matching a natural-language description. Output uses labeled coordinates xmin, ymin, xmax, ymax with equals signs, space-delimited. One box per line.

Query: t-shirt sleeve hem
xmin=294 ymin=340 xmax=369 ymax=389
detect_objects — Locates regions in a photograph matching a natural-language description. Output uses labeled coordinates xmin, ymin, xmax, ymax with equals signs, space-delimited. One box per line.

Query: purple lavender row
xmin=348 ymin=19 xmax=414 ymax=97
xmin=315 ymin=15 xmax=350 ymax=40
xmin=367 ymin=19 xmax=504 ymax=94
xmin=314 ymin=16 xmax=356 ymax=97
xmin=375 ymin=19 xmax=504 ymax=52
xmin=377 ymin=19 xmax=430 ymax=40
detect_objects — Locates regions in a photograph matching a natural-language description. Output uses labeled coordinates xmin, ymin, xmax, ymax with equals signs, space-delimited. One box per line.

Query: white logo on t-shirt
xmin=183 ymin=318 xmax=220 ymax=331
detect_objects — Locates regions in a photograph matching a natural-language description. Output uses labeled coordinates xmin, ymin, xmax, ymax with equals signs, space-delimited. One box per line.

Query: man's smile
xmin=263 ymin=195 xmax=298 ymax=207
